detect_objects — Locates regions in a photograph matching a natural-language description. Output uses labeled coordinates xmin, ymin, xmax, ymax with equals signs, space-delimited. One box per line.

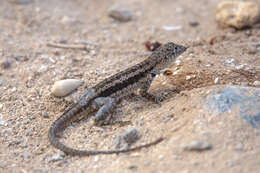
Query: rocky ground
xmin=0 ymin=0 xmax=260 ymax=173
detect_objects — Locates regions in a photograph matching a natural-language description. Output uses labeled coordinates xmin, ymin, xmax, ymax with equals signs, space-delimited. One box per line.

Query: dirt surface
xmin=0 ymin=0 xmax=260 ymax=173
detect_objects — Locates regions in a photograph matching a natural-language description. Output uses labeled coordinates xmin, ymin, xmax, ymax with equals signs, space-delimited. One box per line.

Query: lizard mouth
xmin=177 ymin=45 xmax=187 ymax=54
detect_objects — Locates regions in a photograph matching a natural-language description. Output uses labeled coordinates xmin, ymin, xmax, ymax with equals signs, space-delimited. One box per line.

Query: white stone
xmin=162 ymin=25 xmax=183 ymax=31
xmin=51 ymin=79 xmax=83 ymax=97
xmin=214 ymin=77 xmax=219 ymax=84
xmin=186 ymin=75 xmax=196 ymax=80
xmin=175 ymin=59 xmax=181 ymax=65
xmin=0 ymin=120 xmax=7 ymax=127
xmin=216 ymin=1 xmax=260 ymax=29
xmin=181 ymin=140 xmax=212 ymax=151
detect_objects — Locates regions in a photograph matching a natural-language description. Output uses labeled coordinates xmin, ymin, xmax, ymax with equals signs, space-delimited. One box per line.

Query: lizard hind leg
xmin=93 ymin=97 xmax=116 ymax=125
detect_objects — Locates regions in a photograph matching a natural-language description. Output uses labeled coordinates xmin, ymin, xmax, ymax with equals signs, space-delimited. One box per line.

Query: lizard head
xmin=153 ymin=42 xmax=187 ymax=69
xmin=162 ymin=42 xmax=187 ymax=60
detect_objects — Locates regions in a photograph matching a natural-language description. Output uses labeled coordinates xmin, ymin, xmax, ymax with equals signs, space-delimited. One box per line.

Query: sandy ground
xmin=0 ymin=0 xmax=260 ymax=173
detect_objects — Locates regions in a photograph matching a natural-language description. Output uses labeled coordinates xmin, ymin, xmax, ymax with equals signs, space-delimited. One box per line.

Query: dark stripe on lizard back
xmin=96 ymin=66 xmax=154 ymax=97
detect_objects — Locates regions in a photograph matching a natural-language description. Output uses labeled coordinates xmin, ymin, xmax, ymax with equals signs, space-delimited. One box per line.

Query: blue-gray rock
xmin=205 ymin=85 xmax=260 ymax=128
xmin=1 ymin=59 xmax=12 ymax=69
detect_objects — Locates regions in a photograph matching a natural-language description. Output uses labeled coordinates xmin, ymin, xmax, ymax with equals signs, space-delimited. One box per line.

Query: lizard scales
xmin=48 ymin=42 xmax=187 ymax=156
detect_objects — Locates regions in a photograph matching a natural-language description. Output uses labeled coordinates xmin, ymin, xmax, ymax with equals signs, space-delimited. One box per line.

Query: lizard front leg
xmin=139 ymin=71 xmax=167 ymax=104
xmin=92 ymin=97 xmax=116 ymax=125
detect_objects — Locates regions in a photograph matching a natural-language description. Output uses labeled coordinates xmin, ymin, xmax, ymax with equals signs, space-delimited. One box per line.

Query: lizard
xmin=48 ymin=42 xmax=187 ymax=156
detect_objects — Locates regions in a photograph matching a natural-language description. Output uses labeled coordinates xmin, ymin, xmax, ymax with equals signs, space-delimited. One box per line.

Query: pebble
xmin=108 ymin=7 xmax=133 ymax=22
xmin=0 ymin=59 xmax=12 ymax=69
xmin=38 ymin=65 xmax=48 ymax=73
xmin=47 ymin=152 xmax=65 ymax=162
xmin=175 ymin=59 xmax=181 ymax=65
xmin=0 ymin=120 xmax=7 ymax=127
xmin=51 ymin=79 xmax=83 ymax=97
xmin=23 ymin=154 xmax=31 ymax=159
xmin=41 ymin=112 xmax=49 ymax=118
xmin=162 ymin=25 xmax=183 ymax=31
xmin=121 ymin=127 xmax=139 ymax=144
xmin=115 ymin=127 xmax=139 ymax=148
xmin=224 ymin=58 xmax=235 ymax=66
xmin=189 ymin=21 xmax=199 ymax=27
xmin=181 ymin=140 xmax=212 ymax=151
xmin=136 ymin=117 xmax=144 ymax=126
xmin=128 ymin=165 xmax=138 ymax=171
xmin=186 ymin=75 xmax=196 ymax=80
xmin=253 ymin=81 xmax=260 ymax=87
xmin=25 ymin=129 xmax=32 ymax=136
xmin=214 ymin=77 xmax=219 ymax=84
xmin=216 ymin=1 xmax=260 ymax=29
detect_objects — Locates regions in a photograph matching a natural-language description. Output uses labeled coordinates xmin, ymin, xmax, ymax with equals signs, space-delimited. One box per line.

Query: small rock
xmin=136 ymin=117 xmax=144 ymax=126
xmin=0 ymin=120 xmax=7 ymax=127
xmin=23 ymin=154 xmax=31 ymax=159
xmin=214 ymin=77 xmax=219 ymax=84
xmin=25 ymin=129 xmax=32 ymax=136
xmin=108 ymin=7 xmax=133 ymax=22
xmin=47 ymin=152 xmax=65 ymax=162
xmin=162 ymin=25 xmax=183 ymax=31
xmin=38 ymin=65 xmax=48 ymax=73
xmin=115 ymin=127 xmax=139 ymax=148
xmin=186 ymin=75 xmax=196 ymax=80
xmin=189 ymin=21 xmax=199 ymax=27
xmin=181 ymin=140 xmax=212 ymax=151
xmin=235 ymin=64 xmax=246 ymax=70
xmin=253 ymin=81 xmax=260 ymax=87
xmin=216 ymin=1 xmax=260 ymax=29
xmin=0 ymin=59 xmax=12 ymax=69
xmin=175 ymin=59 xmax=181 ymax=65
xmin=128 ymin=165 xmax=138 ymax=171
xmin=121 ymin=127 xmax=139 ymax=144
xmin=51 ymin=79 xmax=83 ymax=97
xmin=41 ymin=112 xmax=49 ymax=118
xmin=224 ymin=58 xmax=236 ymax=66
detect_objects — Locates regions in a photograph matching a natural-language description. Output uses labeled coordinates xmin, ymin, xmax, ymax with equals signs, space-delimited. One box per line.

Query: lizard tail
xmin=48 ymin=102 xmax=164 ymax=156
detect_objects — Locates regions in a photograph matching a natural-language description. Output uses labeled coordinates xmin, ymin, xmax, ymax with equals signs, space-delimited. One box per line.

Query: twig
xmin=101 ymin=50 xmax=152 ymax=56
xmin=46 ymin=42 xmax=89 ymax=51
xmin=74 ymin=40 xmax=99 ymax=47
xmin=235 ymin=42 xmax=260 ymax=46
